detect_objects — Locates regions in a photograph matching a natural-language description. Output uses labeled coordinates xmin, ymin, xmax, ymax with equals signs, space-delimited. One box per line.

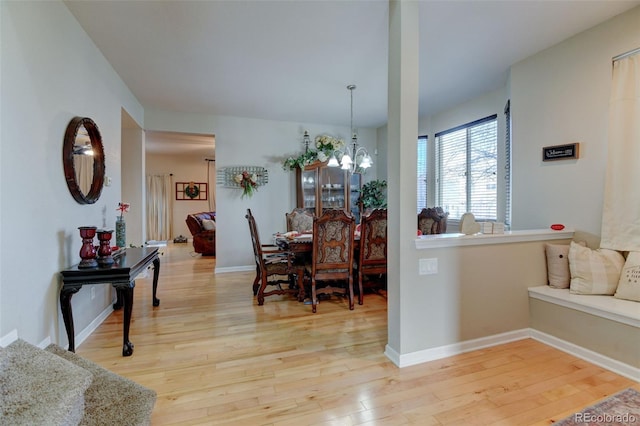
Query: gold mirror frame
xmin=63 ymin=117 xmax=105 ymax=204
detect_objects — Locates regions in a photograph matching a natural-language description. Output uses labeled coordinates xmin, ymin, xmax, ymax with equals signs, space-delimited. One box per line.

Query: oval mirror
xmin=63 ymin=117 xmax=105 ymax=204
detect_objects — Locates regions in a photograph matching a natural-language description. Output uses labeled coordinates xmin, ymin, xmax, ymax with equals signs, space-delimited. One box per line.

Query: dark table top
xmin=60 ymin=247 xmax=159 ymax=286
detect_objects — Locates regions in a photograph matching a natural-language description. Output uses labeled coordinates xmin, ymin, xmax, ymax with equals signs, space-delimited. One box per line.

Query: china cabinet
xmin=296 ymin=161 xmax=361 ymax=222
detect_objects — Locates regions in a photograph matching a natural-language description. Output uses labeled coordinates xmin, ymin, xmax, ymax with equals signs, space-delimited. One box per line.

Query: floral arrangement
xmin=282 ymin=133 xmax=345 ymax=171
xmin=315 ymin=134 xmax=345 ymax=155
xmin=234 ymin=171 xmax=258 ymax=198
xmin=116 ymin=202 xmax=130 ymax=220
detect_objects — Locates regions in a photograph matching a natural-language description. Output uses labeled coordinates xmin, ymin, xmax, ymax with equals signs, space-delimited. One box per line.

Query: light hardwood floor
xmin=76 ymin=243 xmax=638 ymax=425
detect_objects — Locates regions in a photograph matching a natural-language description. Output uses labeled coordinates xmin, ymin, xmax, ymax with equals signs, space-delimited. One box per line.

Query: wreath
xmin=185 ymin=183 xmax=200 ymax=199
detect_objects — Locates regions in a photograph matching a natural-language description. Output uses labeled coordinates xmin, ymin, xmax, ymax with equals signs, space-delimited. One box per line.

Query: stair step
xmin=45 ymin=344 xmax=156 ymax=426
xmin=0 ymin=339 xmax=92 ymax=426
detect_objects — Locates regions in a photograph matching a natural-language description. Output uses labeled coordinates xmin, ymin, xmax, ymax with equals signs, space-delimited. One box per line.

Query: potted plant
xmin=358 ymin=179 xmax=387 ymax=210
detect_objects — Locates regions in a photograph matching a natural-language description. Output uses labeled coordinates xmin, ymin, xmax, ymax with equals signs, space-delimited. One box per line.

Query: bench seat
xmin=528 ymin=286 xmax=640 ymax=327
xmin=528 ymin=286 xmax=639 ymax=380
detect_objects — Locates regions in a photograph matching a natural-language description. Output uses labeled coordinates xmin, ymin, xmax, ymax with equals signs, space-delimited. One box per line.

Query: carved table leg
xmin=116 ymin=284 xmax=135 ymax=357
xmin=113 ymin=288 xmax=124 ymax=310
xmin=152 ymin=257 xmax=160 ymax=306
xmin=60 ymin=286 xmax=81 ymax=352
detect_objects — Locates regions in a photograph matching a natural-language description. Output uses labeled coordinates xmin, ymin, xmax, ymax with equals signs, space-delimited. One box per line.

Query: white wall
xmin=0 ymin=1 xmax=143 ymax=345
xmin=511 ymin=6 xmax=640 ymax=245
xmin=144 ymin=109 xmax=378 ymax=270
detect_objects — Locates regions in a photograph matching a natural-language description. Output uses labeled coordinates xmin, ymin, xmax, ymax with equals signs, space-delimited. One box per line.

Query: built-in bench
xmin=528 ymin=285 xmax=640 ymax=381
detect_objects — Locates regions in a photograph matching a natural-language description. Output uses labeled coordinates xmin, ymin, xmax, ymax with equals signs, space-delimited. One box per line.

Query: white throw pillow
xmin=545 ymin=243 xmax=572 ymax=289
xmin=202 ymin=219 xmax=216 ymax=231
xmin=568 ymin=241 xmax=625 ymax=295
xmin=614 ymin=251 xmax=640 ymax=302
xmin=546 ymin=241 xmax=586 ymax=289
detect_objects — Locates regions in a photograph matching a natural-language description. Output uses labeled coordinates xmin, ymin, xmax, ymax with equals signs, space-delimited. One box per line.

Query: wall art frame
xmin=176 ymin=182 xmax=208 ymax=200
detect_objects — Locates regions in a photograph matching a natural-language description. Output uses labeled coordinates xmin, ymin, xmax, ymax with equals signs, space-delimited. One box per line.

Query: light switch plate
xmin=419 ymin=258 xmax=438 ymax=275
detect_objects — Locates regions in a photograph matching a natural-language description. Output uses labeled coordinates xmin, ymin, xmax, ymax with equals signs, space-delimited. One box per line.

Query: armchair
xmin=307 ymin=209 xmax=356 ymax=313
xmin=185 ymin=212 xmax=216 ymax=256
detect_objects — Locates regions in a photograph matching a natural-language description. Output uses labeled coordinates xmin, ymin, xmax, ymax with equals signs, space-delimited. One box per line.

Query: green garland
xmin=185 ymin=184 xmax=200 ymax=199
xmin=282 ymin=150 xmax=320 ymax=170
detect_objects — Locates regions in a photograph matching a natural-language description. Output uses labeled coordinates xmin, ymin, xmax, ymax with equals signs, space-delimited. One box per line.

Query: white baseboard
xmin=0 ymin=329 xmax=18 ymax=347
xmin=74 ymin=304 xmax=114 ymax=350
xmin=37 ymin=336 xmax=51 ymax=349
xmin=529 ymin=329 xmax=640 ymax=382
xmin=386 ymin=329 xmax=530 ymax=368
xmin=384 ymin=328 xmax=639 ymax=383
xmin=215 ymin=265 xmax=255 ymax=274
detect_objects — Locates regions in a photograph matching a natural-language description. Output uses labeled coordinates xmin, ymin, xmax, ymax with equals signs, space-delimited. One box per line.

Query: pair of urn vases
xmin=77 ymin=223 xmax=123 ymax=269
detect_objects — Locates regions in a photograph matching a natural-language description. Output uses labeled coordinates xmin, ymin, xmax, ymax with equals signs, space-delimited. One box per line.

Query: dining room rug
xmin=553 ymin=388 xmax=640 ymax=425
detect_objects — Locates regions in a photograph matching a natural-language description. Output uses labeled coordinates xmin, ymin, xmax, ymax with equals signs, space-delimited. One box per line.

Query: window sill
xmin=415 ymin=228 xmax=574 ymax=249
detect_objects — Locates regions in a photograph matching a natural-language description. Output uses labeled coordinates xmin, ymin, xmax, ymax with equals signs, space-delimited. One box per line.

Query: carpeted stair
xmin=0 ymin=339 xmax=156 ymax=425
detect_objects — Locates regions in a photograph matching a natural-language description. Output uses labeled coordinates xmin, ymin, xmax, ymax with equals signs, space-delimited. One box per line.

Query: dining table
xmin=273 ymin=231 xmax=361 ymax=257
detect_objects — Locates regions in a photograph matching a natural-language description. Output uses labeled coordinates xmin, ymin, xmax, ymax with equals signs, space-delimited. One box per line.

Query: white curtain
xmin=75 ymin=154 xmax=93 ymax=195
xmin=207 ymin=160 xmax=216 ymax=212
xmin=146 ymin=174 xmax=173 ymax=241
xmin=600 ymin=52 xmax=640 ymax=251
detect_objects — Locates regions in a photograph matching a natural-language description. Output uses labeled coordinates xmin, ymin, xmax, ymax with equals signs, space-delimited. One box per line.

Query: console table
xmin=59 ymin=247 xmax=160 ymax=356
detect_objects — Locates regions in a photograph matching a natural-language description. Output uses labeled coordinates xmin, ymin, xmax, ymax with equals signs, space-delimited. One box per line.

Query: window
xmin=417 ymin=135 xmax=428 ymax=213
xmin=435 ymin=115 xmax=498 ymax=221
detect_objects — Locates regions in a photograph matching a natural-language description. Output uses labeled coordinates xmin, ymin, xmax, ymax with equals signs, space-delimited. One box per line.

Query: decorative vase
xmin=78 ymin=226 xmax=98 ymax=269
xmin=96 ymin=229 xmax=114 ymax=266
xmin=115 ymin=216 xmax=126 ymax=248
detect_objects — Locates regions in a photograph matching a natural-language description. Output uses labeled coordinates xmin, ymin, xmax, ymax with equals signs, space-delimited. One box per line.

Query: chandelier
xmin=327 ymin=84 xmax=372 ymax=173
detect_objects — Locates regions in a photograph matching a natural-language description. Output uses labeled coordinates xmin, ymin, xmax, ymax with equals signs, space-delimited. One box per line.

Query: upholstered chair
xmin=245 ymin=209 xmax=304 ymax=305
xmin=285 ymin=208 xmax=314 ymax=233
xmin=417 ymin=207 xmax=449 ymax=235
xmin=355 ymin=208 xmax=387 ymax=304
xmin=307 ymin=209 xmax=356 ymax=313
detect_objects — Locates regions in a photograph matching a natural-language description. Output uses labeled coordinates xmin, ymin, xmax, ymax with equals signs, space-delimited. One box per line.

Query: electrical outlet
xmin=91 ymin=287 xmax=96 ymax=300
xmin=419 ymin=258 xmax=438 ymax=275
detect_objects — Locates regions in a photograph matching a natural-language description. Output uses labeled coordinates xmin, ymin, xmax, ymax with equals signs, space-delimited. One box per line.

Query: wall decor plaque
xmin=542 ymin=143 xmax=579 ymax=161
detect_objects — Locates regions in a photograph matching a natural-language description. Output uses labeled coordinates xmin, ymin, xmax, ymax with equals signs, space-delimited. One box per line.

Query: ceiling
xmin=64 ymin=0 xmax=639 ymax=155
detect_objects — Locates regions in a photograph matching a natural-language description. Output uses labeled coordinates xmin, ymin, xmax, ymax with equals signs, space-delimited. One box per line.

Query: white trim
xmin=75 ymin=304 xmax=113 ymax=349
xmin=0 ymin=329 xmax=18 ymax=347
xmin=384 ymin=344 xmax=401 ymax=366
xmin=528 ymin=286 xmax=640 ymax=328
xmin=37 ymin=336 xmax=52 ymax=349
xmin=215 ymin=265 xmax=254 ymax=274
xmin=384 ymin=328 xmax=639 ymax=382
xmin=386 ymin=329 xmax=530 ymax=367
xmin=529 ymin=329 xmax=640 ymax=382
xmin=415 ymin=228 xmax=574 ymax=249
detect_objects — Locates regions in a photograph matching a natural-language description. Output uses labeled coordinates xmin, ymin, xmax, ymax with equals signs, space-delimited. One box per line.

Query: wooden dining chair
xmin=355 ymin=208 xmax=387 ymax=305
xmin=285 ymin=208 xmax=314 ymax=233
xmin=418 ymin=207 xmax=449 ymax=235
xmin=307 ymin=209 xmax=356 ymax=313
xmin=245 ymin=209 xmax=304 ymax=305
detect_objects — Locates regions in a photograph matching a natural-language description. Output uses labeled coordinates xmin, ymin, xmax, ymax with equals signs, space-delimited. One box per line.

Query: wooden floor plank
xmin=75 ymin=243 xmax=638 ymax=425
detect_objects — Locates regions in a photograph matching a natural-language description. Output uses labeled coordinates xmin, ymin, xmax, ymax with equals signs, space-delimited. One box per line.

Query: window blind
xmin=504 ymin=100 xmax=512 ymax=228
xmin=417 ymin=135 xmax=428 ymax=212
xmin=436 ymin=115 xmax=498 ymax=221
